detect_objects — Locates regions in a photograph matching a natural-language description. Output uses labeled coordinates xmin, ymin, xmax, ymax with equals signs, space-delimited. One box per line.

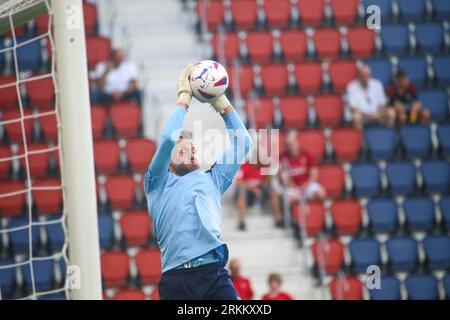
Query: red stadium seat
xmin=0 ymin=75 xmax=19 ymax=110
xmin=260 ymin=64 xmax=288 ymax=97
xmin=101 ymin=251 xmax=130 ymax=287
xmin=314 ymin=94 xmax=343 ymax=128
xmin=291 ymin=201 xmax=326 ymax=237
xmin=331 ymin=128 xmax=362 ymax=162
xmin=110 ymin=102 xmax=141 ymax=138
xmin=329 ymin=276 xmax=363 ymax=300
xmin=329 ymin=0 xmax=360 ymax=25
xmin=280 ymin=30 xmax=307 ymax=62
xmin=347 ymin=27 xmax=376 ymax=58
xmin=313 ymin=28 xmax=341 ymax=59
xmin=228 ymin=64 xmax=254 ymax=97
xmin=295 ymin=62 xmax=323 ymax=93
xmin=151 ymin=287 xmax=160 ymax=300
xmin=119 ymin=210 xmax=152 ymax=247
xmin=246 ymin=31 xmax=273 ymax=64
xmin=19 ymin=143 xmax=51 ymax=178
xmin=38 ymin=112 xmax=58 ymax=141
xmin=94 ymin=140 xmax=121 ymax=174
xmin=25 ymin=76 xmax=54 ymax=109
xmin=245 ymin=98 xmax=274 ymax=129
xmin=32 ymin=178 xmax=62 ymax=214
xmin=212 ymin=33 xmax=240 ymax=63
xmin=264 ymin=0 xmax=291 ymax=28
xmin=297 ymin=0 xmax=325 ymax=26
xmin=311 ymin=238 xmax=345 ymax=274
xmin=280 ymin=96 xmax=308 ymax=129
xmin=112 ymin=288 xmax=146 ymax=300
xmin=0 ymin=181 xmax=25 ymax=217
xmin=329 ymin=60 xmax=357 ymax=93
xmin=86 ymin=36 xmax=111 ymax=69
xmin=331 ymin=199 xmax=362 ymax=235
xmin=135 ymin=248 xmax=162 ymax=285
xmin=297 ymin=130 xmax=326 ymax=163
xmin=125 ymin=138 xmax=157 ymax=172
xmin=317 ymin=164 xmax=345 ymax=198
xmin=231 ymin=0 xmax=258 ymax=30
xmin=0 ymin=145 xmax=12 ymax=179
xmin=196 ymin=0 xmax=225 ymax=31
xmin=91 ymin=105 xmax=107 ymax=139
xmin=3 ymin=109 xmax=34 ymax=142
xmin=104 ymin=175 xmax=136 ymax=210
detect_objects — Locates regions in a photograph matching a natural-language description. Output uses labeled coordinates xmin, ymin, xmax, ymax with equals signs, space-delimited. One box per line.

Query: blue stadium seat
xmin=16 ymin=36 xmax=42 ymax=72
xmin=367 ymin=198 xmax=398 ymax=233
xmin=403 ymin=197 xmax=435 ymax=232
xmin=351 ymin=163 xmax=382 ymax=196
xmin=0 ymin=40 xmax=4 ymax=68
xmin=386 ymin=161 xmax=416 ymax=195
xmin=432 ymin=0 xmax=450 ymax=20
xmin=0 ymin=258 xmax=16 ymax=296
xmin=398 ymin=0 xmax=427 ymax=21
xmin=368 ymin=275 xmax=401 ymax=300
xmin=400 ymin=125 xmax=432 ymax=159
xmin=98 ymin=214 xmax=115 ymax=250
xmin=44 ymin=216 xmax=65 ymax=252
xmin=386 ymin=236 xmax=418 ymax=272
xmin=21 ymin=258 xmax=55 ymax=292
xmin=418 ymin=90 xmax=448 ymax=121
xmin=348 ymin=238 xmax=381 ymax=273
xmin=437 ymin=124 xmax=450 ymax=156
xmin=432 ymin=56 xmax=450 ymax=87
xmin=364 ymin=58 xmax=392 ymax=87
xmin=440 ymin=196 xmax=450 ymax=229
xmin=415 ymin=23 xmax=445 ymax=54
xmin=406 ymin=274 xmax=439 ymax=300
xmin=423 ymin=235 xmax=450 ymax=269
xmin=421 ymin=160 xmax=450 ymax=193
xmin=363 ymin=0 xmax=393 ymax=22
xmin=398 ymin=57 xmax=428 ymax=88
xmin=7 ymin=217 xmax=40 ymax=253
xmin=38 ymin=292 xmax=67 ymax=300
xmin=365 ymin=127 xmax=396 ymax=160
xmin=443 ymin=273 xmax=450 ymax=299
xmin=381 ymin=24 xmax=409 ymax=55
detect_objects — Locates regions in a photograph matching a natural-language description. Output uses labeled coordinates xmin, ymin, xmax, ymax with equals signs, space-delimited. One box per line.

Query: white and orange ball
xmin=189 ymin=60 xmax=229 ymax=103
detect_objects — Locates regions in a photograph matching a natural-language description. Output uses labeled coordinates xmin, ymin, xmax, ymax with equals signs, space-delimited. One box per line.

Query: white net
xmin=0 ymin=0 xmax=69 ymax=300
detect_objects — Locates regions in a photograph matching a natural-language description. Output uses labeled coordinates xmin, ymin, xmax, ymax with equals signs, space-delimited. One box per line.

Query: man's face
xmin=269 ymin=279 xmax=281 ymax=291
xmin=170 ymin=138 xmax=200 ymax=176
xmin=285 ymin=135 xmax=299 ymax=156
xmin=229 ymin=260 xmax=240 ymax=278
xmin=112 ymin=49 xmax=125 ymax=66
xmin=396 ymin=75 xmax=410 ymax=90
xmin=359 ymin=66 xmax=371 ymax=87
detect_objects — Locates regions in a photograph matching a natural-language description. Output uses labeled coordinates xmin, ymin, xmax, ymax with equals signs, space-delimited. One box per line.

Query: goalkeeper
xmin=144 ymin=64 xmax=253 ymax=300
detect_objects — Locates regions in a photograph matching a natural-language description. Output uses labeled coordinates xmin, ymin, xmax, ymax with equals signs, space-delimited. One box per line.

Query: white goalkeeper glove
xmin=210 ymin=94 xmax=231 ymax=115
xmin=177 ymin=64 xmax=193 ymax=107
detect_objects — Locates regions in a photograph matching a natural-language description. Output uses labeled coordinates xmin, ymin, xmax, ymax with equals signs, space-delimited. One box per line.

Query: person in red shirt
xmin=262 ymin=273 xmax=294 ymax=300
xmin=229 ymin=259 xmax=254 ymax=300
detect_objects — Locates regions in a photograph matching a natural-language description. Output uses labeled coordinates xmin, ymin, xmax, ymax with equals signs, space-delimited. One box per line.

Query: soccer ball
xmin=189 ymin=60 xmax=229 ymax=103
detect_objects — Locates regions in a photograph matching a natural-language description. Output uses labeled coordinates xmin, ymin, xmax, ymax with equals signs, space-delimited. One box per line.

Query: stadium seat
xmin=119 ymin=210 xmax=152 ymax=247
xmin=329 ymin=276 xmax=363 ymax=300
xmin=398 ymin=57 xmax=428 ymax=88
xmin=231 ymin=0 xmax=258 ymax=30
xmin=317 ymin=165 xmax=345 ymax=198
xmin=0 ymin=259 xmax=16 ymax=296
xmin=25 ymin=76 xmax=55 ymax=109
xmin=350 ymin=163 xmax=381 ymax=197
xmin=196 ymin=0 xmax=224 ymax=31
xmin=110 ymin=102 xmax=141 ymax=138
xmin=38 ymin=293 xmax=66 ymax=300
xmin=19 ymin=143 xmax=51 ymax=178
xmin=415 ymin=23 xmax=445 ymax=54
xmin=7 ymin=216 xmax=40 ymax=253
xmin=113 ymin=288 xmax=146 ymax=300
xmin=294 ymin=62 xmax=323 ymax=93
xmin=135 ymin=248 xmax=162 ymax=285
xmin=100 ymin=251 xmax=130 ymax=287
xmin=311 ymin=238 xmax=344 ymax=274
xmin=0 ymin=145 xmax=12 ymax=179
xmin=297 ymin=0 xmax=325 ymax=26
xmin=330 ymin=199 xmax=362 ymax=235
xmin=98 ymin=214 xmax=115 ymax=250
xmin=400 ymin=125 xmax=431 ymax=159
xmin=16 ymin=36 xmax=42 ymax=72
xmin=363 ymin=0 xmax=392 ymax=21
xmin=331 ymin=128 xmax=362 ymax=162
xmin=314 ymin=94 xmax=343 ymax=128
xmin=398 ymin=0 xmax=427 ymax=21
xmin=104 ymin=175 xmax=136 ymax=210
xmin=403 ymin=197 xmax=435 ymax=232
xmin=367 ymin=198 xmax=398 ymax=233
xmin=2 ymin=109 xmax=34 ymax=142
xmin=330 ymin=0 xmax=359 ymax=25
xmin=125 ymin=138 xmax=156 ymax=172
xmin=280 ymin=30 xmax=307 ymax=62
xmin=245 ymin=98 xmax=274 ymax=129
xmin=297 ymin=130 xmax=326 ymax=163
xmin=246 ymin=32 xmax=273 ymax=64
xmin=386 ymin=161 xmax=417 ymax=195
xmin=423 ymin=235 xmax=450 ymax=269
xmin=44 ymin=215 xmax=65 ymax=252
xmin=368 ymin=275 xmax=401 ymax=300
xmin=91 ymin=105 xmax=107 ymax=140
xmin=437 ymin=124 xmax=450 ymax=157
xmin=349 ymin=237 xmax=381 ymax=273
xmin=386 ymin=236 xmax=419 ymax=272
xmin=443 ymin=273 xmax=450 ymax=299
xmin=280 ymin=97 xmax=308 ymax=129
xmin=39 ymin=113 xmax=58 ymax=141
xmin=432 ymin=0 xmax=450 ymax=20
xmin=93 ymin=140 xmax=121 ymax=174
xmin=313 ymin=29 xmax=341 ymax=59
xmin=0 ymin=181 xmax=26 ymax=217
xmin=86 ymin=36 xmax=111 ymax=69
xmin=364 ymin=58 xmax=392 ymax=87
xmin=228 ymin=64 xmax=254 ymax=97
xmin=347 ymin=27 xmax=376 ymax=58
xmin=151 ymin=287 xmax=160 ymax=300
xmin=440 ymin=196 xmax=450 ymax=229
xmin=406 ymin=274 xmax=439 ymax=300
xmin=381 ymin=24 xmax=410 ymax=55
xmin=418 ymin=89 xmax=448 ymax=121
xmin=264 ymin=0 xmax=291 ymax=28
xmin=0 ymin=75 xmax=19 ymax=110
xmin=329 ymin=60 xmax=357 ymax=93
xmin=365 ymin=126 xmax=396 ymax=160
xmin=260 ymin=64 xmax=288 ymax=96
xmin=21 ymin=259 xmax=54 ymax=292
xmin=421 ymin=160 xmax=450 ymax=193
xmin=291 ymin=201 xmax=325 ymax=237
xmin=212 ymin=33 xmax=240 ymax=63
xmin=432 ymin=56 xmax=450 ymax=87
xmin=32 ymin=178 xmax=62 ymax=214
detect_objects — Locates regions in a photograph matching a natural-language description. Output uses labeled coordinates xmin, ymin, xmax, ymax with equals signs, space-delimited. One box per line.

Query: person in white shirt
xmin=93 ymin=48 xmax=140 ymax=104
xmin=347 ymin=64 xmax=395 ymax=129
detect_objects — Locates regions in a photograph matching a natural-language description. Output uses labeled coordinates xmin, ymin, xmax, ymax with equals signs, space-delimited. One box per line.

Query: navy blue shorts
xmin=159 ymin=263 xmax=240 ymax=300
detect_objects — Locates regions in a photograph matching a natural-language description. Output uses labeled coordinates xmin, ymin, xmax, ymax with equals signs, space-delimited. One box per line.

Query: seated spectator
xmin=347 ymin=64 xmax=394 ymax=129
xmin=262 ymin=273 xmax=294 ymax=300
xmin=387 ymin=70 xmax=430 ymax=126
xmin=229 ymin=259 xmax=254 ymax=300
xmin=92 ymin=48 xmax=141 ymax=104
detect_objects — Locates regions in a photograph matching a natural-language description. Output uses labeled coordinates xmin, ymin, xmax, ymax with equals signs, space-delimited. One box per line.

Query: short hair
xmin=268 ymin=272 xmax=282 ymax=284
xmin=395 ymin=69 xmax=408 ymax=81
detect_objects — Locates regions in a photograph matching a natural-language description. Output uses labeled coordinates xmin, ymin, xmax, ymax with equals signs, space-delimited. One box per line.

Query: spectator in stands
xmin=262 ymin=273 xmax=294 ymax=300
xmin=229 ymin=259 xmax=254 ymax=300
xmin=387 ymin=70 xmax=430 ymax=126
xmin=347 ymin=64 xmax=394 ymax=129
xmin=92 ymin=48 xmax=141 ymax=104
